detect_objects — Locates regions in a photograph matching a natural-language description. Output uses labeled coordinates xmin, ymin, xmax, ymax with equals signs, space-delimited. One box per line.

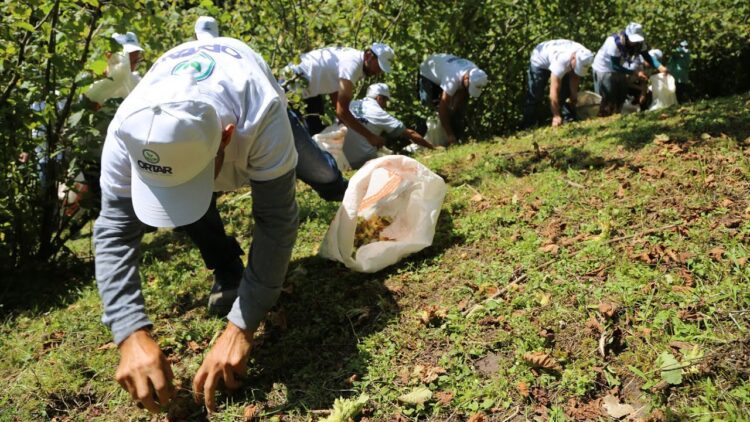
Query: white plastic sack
xmin=425 ymin=115 xmax=448 ymax=147
xmin=319 ymin=155 xmax=447 ymax=273
xmin=313 ymin=124 xmax=351 ymax=172
xmin=649 ymin=73 xmax=677 ymax=111
xmin=84 ymin=52 xmax=141 ymax=104
xmin=577 ymin=91 xmax=601 ymax=120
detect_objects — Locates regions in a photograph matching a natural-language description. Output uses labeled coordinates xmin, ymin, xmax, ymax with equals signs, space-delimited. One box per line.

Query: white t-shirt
xmin=530 ymin=39 xmax=584 ymax=78
xmin=100 ymin=37 xmax=297 ymax=199
xmin=593 ymin=34 xmax=647 ymax=73
xmin=342 ymin=97 xmax=406 ymax=168
xmin=296 ymin=47 xmax=365 ymax=98
xmin=419 ymin=54 xmax=477 ymax=96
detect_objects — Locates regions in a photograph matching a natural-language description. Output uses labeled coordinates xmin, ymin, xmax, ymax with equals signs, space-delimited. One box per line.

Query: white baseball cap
xmin=370 ymin=43 xmax=395 ymax=73
xmin=574 ymin=48 xmax=594 ymax=76
xmin=624 ymin=22 xmax=645 ymax=43
xmin=366 ymin=83 xmax=390 ymax=99
xmin=112 ymin=32 xmax=144 ymax=53
xmin=195 ymin=16 xmax=219 ymax=40
xmin=468 ymin=68 xmax=488 ymax=98
xmin=116 ymin=77 xmax=222 ymax=227
xmin=648 ymin=49 xmax=663 ymax=61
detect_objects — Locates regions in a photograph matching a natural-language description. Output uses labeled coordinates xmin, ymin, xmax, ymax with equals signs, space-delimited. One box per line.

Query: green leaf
xmin=657 ymin=352 xmax=682 ymax=385
xmin=398 ymin=386 xmax=432 ymax=405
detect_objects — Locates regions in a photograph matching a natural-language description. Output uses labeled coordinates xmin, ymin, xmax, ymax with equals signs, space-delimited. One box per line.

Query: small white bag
xmin=649 ymin=73 xmax=678 ymax=111
xmin=425 ymin=115 xmax=449 ymax=147
xmin=313 ymin=124 xmax=351 ymax=172
xmin=319 ymin=155 xmax=447 ymax=273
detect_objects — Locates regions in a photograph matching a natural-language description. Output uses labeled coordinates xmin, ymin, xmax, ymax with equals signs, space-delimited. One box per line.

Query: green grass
xmin=2 ymin=94 xmax=750 ymax=421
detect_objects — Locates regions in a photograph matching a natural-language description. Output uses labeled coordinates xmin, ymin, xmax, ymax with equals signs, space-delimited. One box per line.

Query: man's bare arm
xmin=336 ymin=79 xmax=384 ymax=148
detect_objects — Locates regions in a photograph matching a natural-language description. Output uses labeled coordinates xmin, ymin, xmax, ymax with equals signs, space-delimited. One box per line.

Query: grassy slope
xmin=1 ymin=95 xmax=749 ymax=421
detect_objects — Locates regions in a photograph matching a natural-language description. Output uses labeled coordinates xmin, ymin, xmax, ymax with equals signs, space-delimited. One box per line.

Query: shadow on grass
xmin=0 ymin=255 xmax=94 ymax=319
xmin=230 ymin=211 xmax=462 ymax=416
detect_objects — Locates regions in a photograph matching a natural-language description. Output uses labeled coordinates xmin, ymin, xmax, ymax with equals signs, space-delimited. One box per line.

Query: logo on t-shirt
xmin=171 ymin=52 xmax=216 ymax=81
xmin=142 ymin=149 xmax=160 ymax=163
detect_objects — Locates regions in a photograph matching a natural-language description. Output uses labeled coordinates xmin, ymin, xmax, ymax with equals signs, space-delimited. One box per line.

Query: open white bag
xmin=313 ymin=124 xmax=351 ymax=172
xmin=319 ymin=155 xmax=447 ymax=273
xmin=649 ymin=73 xmax=677 ymax=111
xmin=425 ymin=115 xmax=449 ymax=147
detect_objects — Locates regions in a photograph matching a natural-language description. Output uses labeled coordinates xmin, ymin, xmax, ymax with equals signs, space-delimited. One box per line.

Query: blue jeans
xmin=521 ymin=65 xmax=578 ymax=129
xmin=288 ymin=109 xmax=348 ymax=201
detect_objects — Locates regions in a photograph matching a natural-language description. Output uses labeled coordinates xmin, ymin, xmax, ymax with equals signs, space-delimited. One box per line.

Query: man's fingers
xmin=150 ymin=371 xmax=173 ymax=409
xmin=192 ymin=366 xmax=207 ymax=404
xmin=222 ymin=368 xmax=241 ymax=391
xmin=134 ymin=377 xmax=160 ymax=413
xmin=203 ymin=371 xmax=220 ymax=412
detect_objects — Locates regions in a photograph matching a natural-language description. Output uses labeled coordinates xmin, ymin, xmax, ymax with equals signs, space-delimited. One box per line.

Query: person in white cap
xmin=342 ymin=82 xmax=434 ymax=168
xmin=194 ymin=16 xmax=219 ymax=40
xmin=521 ymin=40 xmax=594 ymax=128
xmin=418 ymin=54 xmax=488 ymax=146
xmin=84 ymin=32 xmax=145 ymax=106
xmin=94 ymin=36 xmax=299 ymax=413
xmin=285 ymin=43 xmax=395 ymax=139
xmin=592 ymin=22 xmax=668 ymax=116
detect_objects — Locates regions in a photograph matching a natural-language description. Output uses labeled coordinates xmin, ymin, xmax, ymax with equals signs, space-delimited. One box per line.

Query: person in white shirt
xmin=94 ymin=37 xmax=299 ymax=414
xmin=342 ymin=83 xmax=434 ymax=168
xmin=418 ymin=54 xmax=488 ymax=146
xmin=592 ymin=22 xmax=668 ymax=116
xmin=194 ymin=16 xmax=219 ymax=40
xmin=84 ymin=32 xmax=145 ymax=106
xmin=521 ymin=40 xmax=594 ymax=129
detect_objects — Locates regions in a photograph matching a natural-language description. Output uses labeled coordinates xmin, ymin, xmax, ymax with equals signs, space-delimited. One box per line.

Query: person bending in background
xmin=521 ymin=39 xmax=594 ymax=129
xmin=342 ymin=83 xmax=434 ymax=169
xmin=418 ymin=53 xmax=488 ymax=146
xmin=591 ymin=22 xmax=668 ymax=117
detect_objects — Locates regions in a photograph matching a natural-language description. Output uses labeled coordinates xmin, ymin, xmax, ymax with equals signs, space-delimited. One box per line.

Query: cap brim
xmin=628 ymin=34 xmax=644 ymax=43
xmin=122 ymin=44 xmax=144 ymax=53
xmin=378 ymin=58 xmax=391 ymax=73
xmin=574 ymin=65 xmax=589 ymax=77
xmin=468 ymin=85 xmax=483 ymax=98
xmin=131 ymin=159 xmax=214 ymax=228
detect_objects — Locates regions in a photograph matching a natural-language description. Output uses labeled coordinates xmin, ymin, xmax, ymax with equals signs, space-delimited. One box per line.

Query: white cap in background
xmin=649 ymin=49 xmax=663 ymax=61
xmin=112 ymin=32 xmax=144 ymax=53
xmin=195 ymin=16 xmax=219 ymax=40
xmin=370 ymin=43 xmax=395 ymax=73
xmin=574 ymin=48 xmax=594 ymax=76
xmin=366 ymin=83 xmax=391 ymax=99
xmin=624 ymin=22 xmax=645 ymax=43
xmin=116 ymin=77 xmax=222 ymax=227
xmin=468 ymin=68 xmax=488 ymax=98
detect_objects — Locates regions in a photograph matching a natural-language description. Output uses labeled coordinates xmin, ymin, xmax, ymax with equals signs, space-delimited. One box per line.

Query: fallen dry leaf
xmin=434 ymin=391 xmax=454 ymax=406
xmin=523 ymin=352 xmax=562 ymax=372
xmin=467 ymin=413 xmax=486 ymax=422
xmin=419 ymin=305 xmax=447 ymax=325
xmin=598 ymin=301 xmax=618 ymax=319
xmin=517 ymin=381 xmax=530 ymax=398
xmin=243 ymin=404 xmax=260 ymax=421
xmin=602 ymin=394 xmax=635 ymax=419
xmin=186 ymin=341 xmax=201 ymax=353
xmin=709 ymin=247 xmax=725 ymax=261
xmin=538 ymin=243 xmax=560 ymax=255
xmin=471 ymin=193 xmax=484 ymax=202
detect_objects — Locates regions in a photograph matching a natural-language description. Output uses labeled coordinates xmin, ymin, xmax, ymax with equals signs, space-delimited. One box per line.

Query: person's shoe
xmin=207 ymin=282 xmax=238 ymax=316
xmin=207 ymin=260 xmax=242 ymax=316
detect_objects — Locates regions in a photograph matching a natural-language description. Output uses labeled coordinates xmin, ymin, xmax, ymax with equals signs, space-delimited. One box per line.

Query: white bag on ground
xmin=313 ymin=124 xmax=351 ymax=171
xmin=425 ymin=115 xmax=448 ymax=147
xmin=577 ymin=91 xmax=601 ymax=120
xmin=319 ymin=155 xmax=447 ymax=273
xmin=649 ymin=73 xmax=677 ymax=111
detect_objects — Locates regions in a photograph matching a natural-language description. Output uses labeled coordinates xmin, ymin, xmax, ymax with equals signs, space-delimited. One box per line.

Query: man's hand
xmin=116 ymin=329 xmax=175 ymax=413
xmin=193 ymin=322 xmax=253 ymax=413
xmin=551 ymin=116 xmax=563 ymax=127
xmin=369 ymin=133 xmax=386 ymax=148
xmin=637 ymin=71 xmax=648 ymax=81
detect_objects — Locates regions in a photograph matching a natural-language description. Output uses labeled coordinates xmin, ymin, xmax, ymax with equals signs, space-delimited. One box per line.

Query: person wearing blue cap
xmin=592 ymin=22 xmax=669 ymax=116
xmin=521 ymin=40 xmax=595 ymax=128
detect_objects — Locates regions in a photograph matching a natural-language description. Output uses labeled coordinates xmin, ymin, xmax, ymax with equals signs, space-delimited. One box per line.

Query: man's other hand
xmin=116 ymin=329 xmax=175 ymax=413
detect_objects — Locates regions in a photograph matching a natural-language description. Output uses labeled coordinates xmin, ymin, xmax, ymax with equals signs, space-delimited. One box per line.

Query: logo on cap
xmin=171 ymin=52 xmax=216 ymax=81
xmin=143 ymin=149 xmax=160 ymax=164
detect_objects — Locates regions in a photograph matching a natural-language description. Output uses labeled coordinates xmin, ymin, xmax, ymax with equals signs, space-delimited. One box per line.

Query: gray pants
xmin=94 ymin=170 xmax=299 ymax=344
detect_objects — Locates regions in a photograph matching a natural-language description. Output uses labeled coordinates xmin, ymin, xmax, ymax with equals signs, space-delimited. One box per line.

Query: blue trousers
xmin=521 ymin=65 xmax=578 ymax=129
